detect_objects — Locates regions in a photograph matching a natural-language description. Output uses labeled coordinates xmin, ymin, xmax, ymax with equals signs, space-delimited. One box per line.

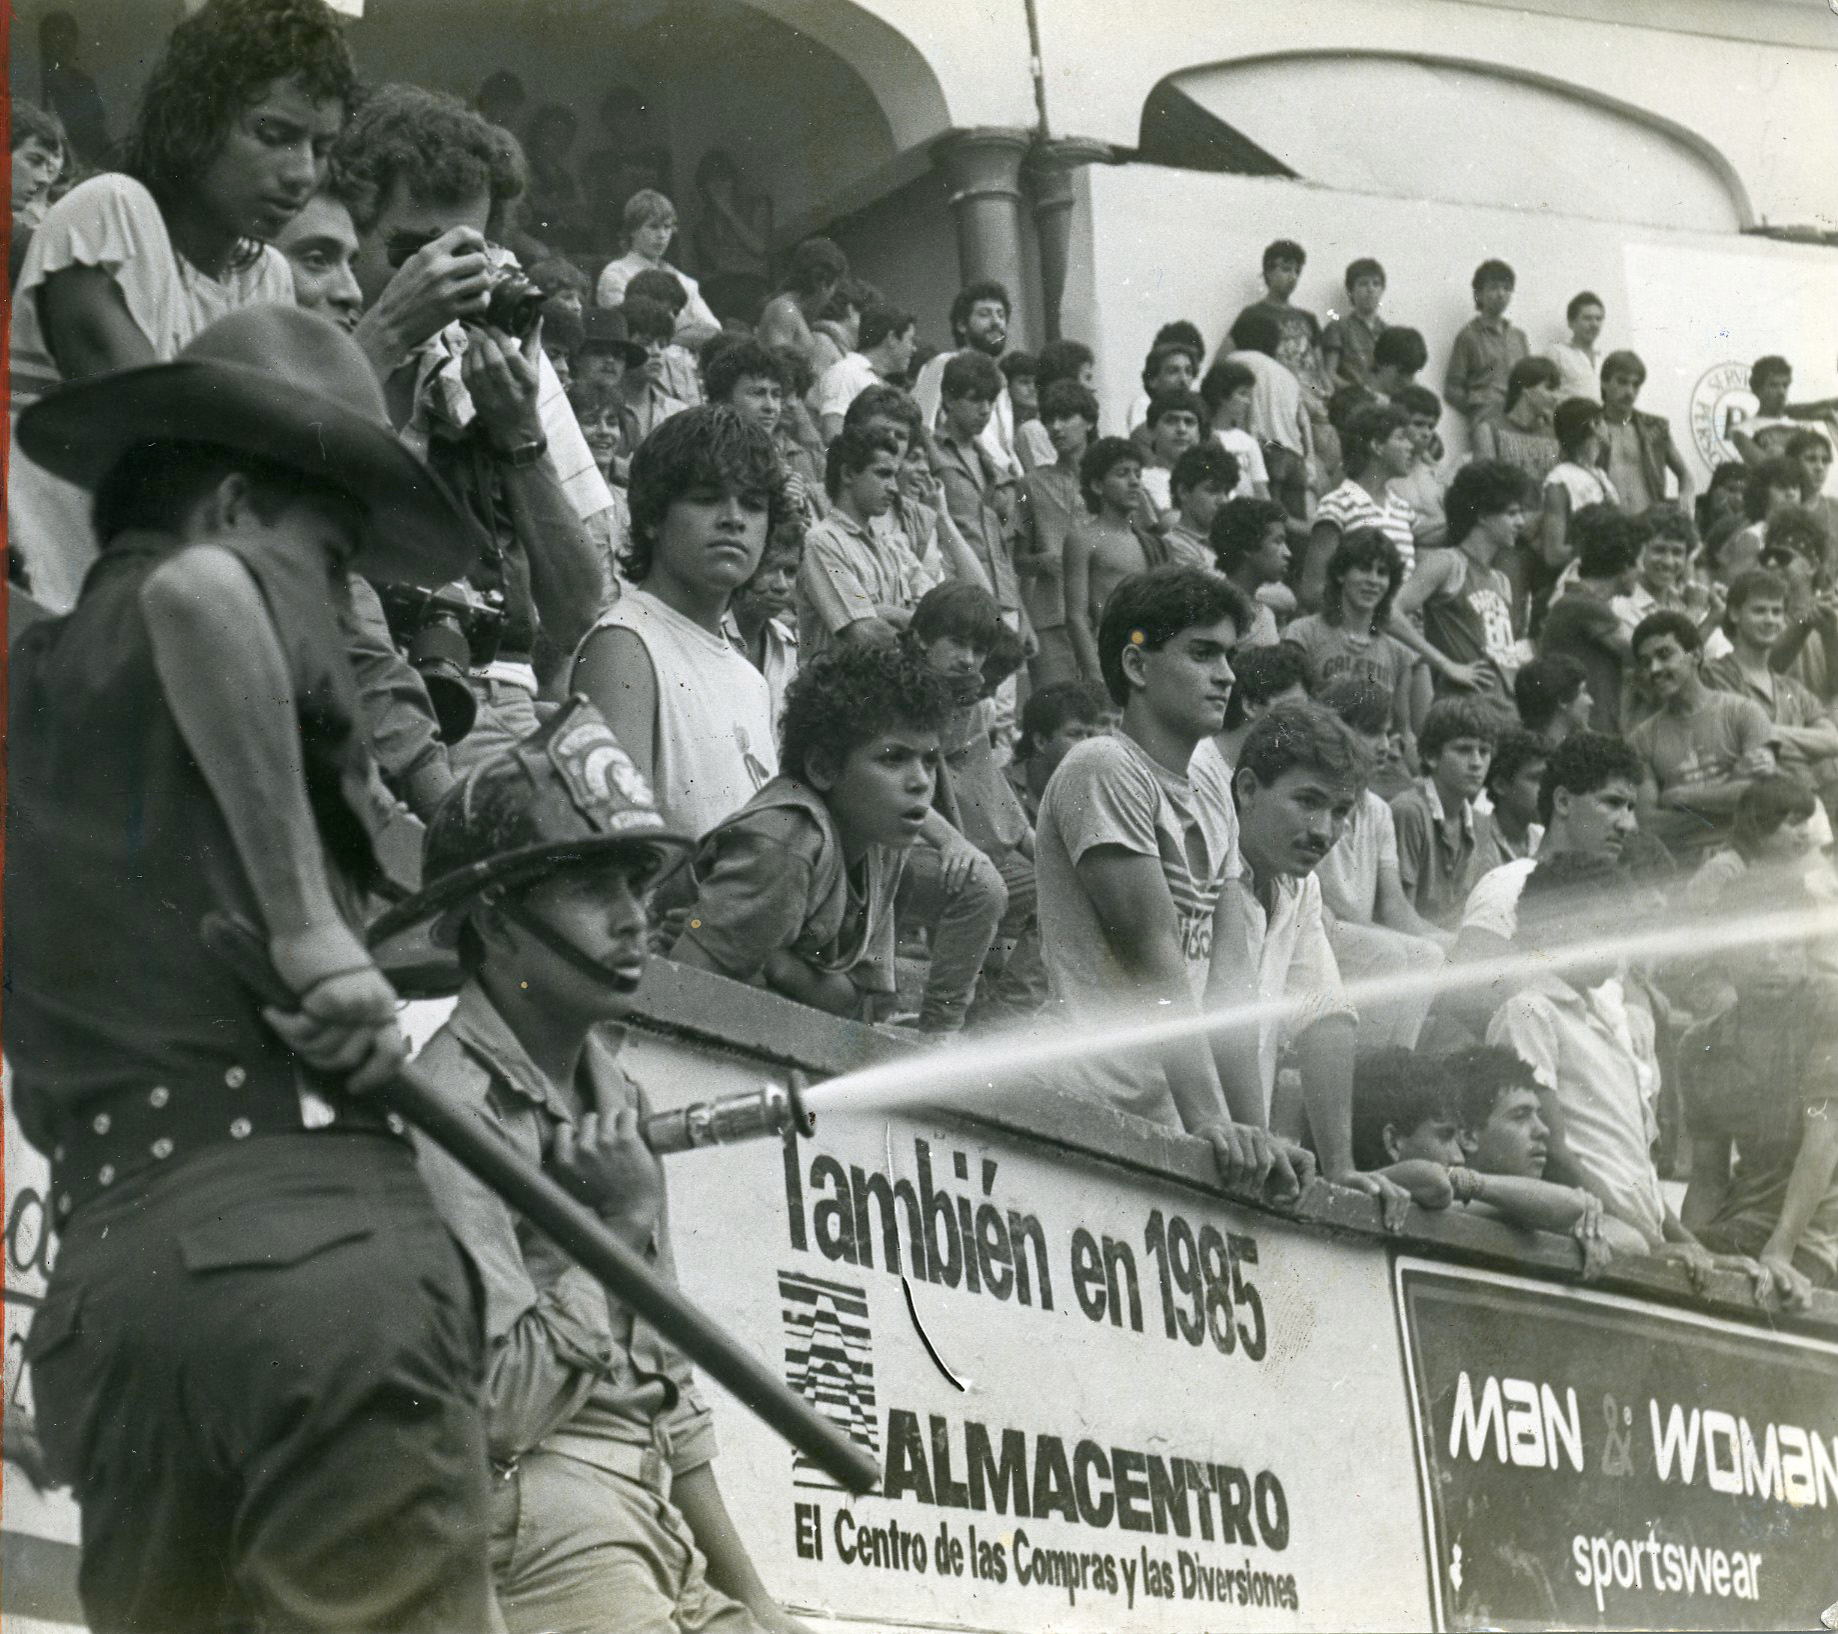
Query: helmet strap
xmin=499 ymin=895 xmax=639 ymax=990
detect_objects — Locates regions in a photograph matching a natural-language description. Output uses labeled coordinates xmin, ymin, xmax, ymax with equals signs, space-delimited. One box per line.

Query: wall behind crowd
xmin=1069 ymin=163 xmax=1838 ymax=483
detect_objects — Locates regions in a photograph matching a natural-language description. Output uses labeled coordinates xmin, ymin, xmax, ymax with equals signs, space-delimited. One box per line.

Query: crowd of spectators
xmin=6 ymin=2 xmax=1838 ymax=1624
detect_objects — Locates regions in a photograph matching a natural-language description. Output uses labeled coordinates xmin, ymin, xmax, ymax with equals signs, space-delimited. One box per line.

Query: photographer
xmin=330 ymin=83 xmax=614 ymax=768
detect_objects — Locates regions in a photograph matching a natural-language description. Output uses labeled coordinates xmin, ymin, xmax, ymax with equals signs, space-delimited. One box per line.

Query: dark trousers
xmin=26 ymin=1132 xmax=498 ymax=1634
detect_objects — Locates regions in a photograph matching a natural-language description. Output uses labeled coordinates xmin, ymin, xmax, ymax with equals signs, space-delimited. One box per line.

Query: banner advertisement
xmin=1394 ymin=1257 xmax=1838 ymax=1633
xmin=632 ymin=1035 xmax=1433 ymax=1633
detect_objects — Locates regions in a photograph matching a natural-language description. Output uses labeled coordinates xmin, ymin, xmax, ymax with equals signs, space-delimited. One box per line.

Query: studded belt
xmin=48 ymin=1067 xmax=405 ymax=1224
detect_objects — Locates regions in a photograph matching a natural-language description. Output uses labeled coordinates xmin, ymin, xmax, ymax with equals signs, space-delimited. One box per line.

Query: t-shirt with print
xmin=1419 ymin=549 xmax=1520 ymax=690
xmin=1033 ymin=733 xmax=1239 ymax=1125
xmin=1628 ymin=692 xmax=1773 ymax=858
xmin=1284 ymin=614 xmax=1412 ymax=701
xmin=1313 ymin=479 xmax=1417 ymax=577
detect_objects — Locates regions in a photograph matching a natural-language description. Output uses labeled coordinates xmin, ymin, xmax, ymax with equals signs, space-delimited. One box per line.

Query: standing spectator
xmin=1597 ymin=349 xmax=1697 ymax=522
xmin=1227 ymin=239 xmax=1322 ymax=379
xmin=1137 ymin=389 xmax=1206 ymax=519
xmin=1545 ymin=291 xmax=1606 ymax=403
xmin=1680 ymin=876 xmax=1838 ymax=1306
xmin=1209 ymin=496 xmax=1291 ymax=648
xmin=731 ymin=519 xmax=803 ymax=724
xmin=1286 ymin=529 xmax=1416 ymax=756
xmin=1489 ymin=854 xmax=1716 ymax=1269
xmin=1321 ymin=257 xmax=1388 ymax=391
xmin=594 ymin=189 xmax=721 ymax=346
xmin=1163 ymin=444 xmax=1238 ymax=571
xmin=1033 ymin=568 xmax=1308 ymax=1197
xmin=572 ymin=407 xmax=783 ymax=839
xmin=1471 ymin=357 xmax=1561 ymax=484
xmin=912 ymin=279 xmax=1022 ymax=474
xmin=1513 ymin=653 xmax=1595 ymax=747
xmin=1390 ymin=698 xmax=1500 ymax=929
xmin=933 ymin=350 xmax=1023 ymax=631
xmin=1015 ymin=379 xmax=1099 ymax=687
xmin=755 ymin=236 xmax=848 ymax=371
xmin=1629 ymin=610 xmax=1777 ymax=861
xmin=1002 ymin=351 xmax=1051 ymax=470
xmin=1314 ymin=678 xmax=1451 ymax=1049
xmin=1126 ymin=334 xmax=1202 ymax=434
xmin=1394 ymin=460 xmax=1530 ymax=699
xmin=1199 ymin=359 xmax=1273 ymax=498
xmin=1444 ymin=259 xmax=1530 ymax=431
xmin=1539 ymin=505 xmax=1641 ymax=732
xmin=1540 ymin=397 xmax=1618 ymax=588
xmin=796 ymin=424 xmax=932 ymax=658
xmin=816 ymin=303 xmax=917 ymax=441
xmin=1221 ymin=308 xmax=1313 ymax=525
xmin=1064 ymin=436 xmax=1157 ymax=682
xmin=1300 ymin=401 xmax=1418 ymax=608
xmin=1732 ymin=355 xmax=1797 ymax=465
xmin=691 ymin=147 xmax=772 ymax=323
xmin=1389 ymin=383 xmax=1451 ymax=554
xmin=8 ymin=0 xmax=356 ymax=612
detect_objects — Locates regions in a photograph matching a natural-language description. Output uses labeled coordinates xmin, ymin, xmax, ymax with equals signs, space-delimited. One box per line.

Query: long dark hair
xmin=1323 ymin=528 xmax=1403 ymax=629
xmin=121 ymin=0 xmax=357 ymax=270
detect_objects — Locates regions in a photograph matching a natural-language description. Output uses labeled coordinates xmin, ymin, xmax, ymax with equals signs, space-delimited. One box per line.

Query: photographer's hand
xmin=354 ymin=226 xmax=493 ymax=373
xmin=464 ymin=325 xmax=545 ymax=452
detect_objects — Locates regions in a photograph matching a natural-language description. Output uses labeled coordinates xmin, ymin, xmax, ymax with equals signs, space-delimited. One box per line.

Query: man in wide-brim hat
xmin=380 ymin=697 xmax=812 ymax=1634
xmin=5 ymin=304 xmax=504 ymax=1633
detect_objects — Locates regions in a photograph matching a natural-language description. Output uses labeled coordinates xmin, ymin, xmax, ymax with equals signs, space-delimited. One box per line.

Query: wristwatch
xmin=493 ymin=434 xmax=549 ymax=468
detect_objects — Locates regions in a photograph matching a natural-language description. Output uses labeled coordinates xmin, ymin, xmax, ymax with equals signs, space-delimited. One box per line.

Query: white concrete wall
xmin=1066 ymin=164 xmax=1838 ymax=483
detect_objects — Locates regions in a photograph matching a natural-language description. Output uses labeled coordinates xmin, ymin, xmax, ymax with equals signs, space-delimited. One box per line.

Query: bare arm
xmin=1291 ymin=1011 xmax=1360 ymax=1182
xmin=1762 ymin=1103 xmax=1838 ymax=1286
xmin=1541 ymin=482 xmax=1572 ymax=570
xmin=674 ymin=1465 xmax=809 ymax=1634
xmin=37 ymin=264 xmax=157 ymax=379
xmin=1064 ymin=525 xmax=1100 ymax=681
xmin=1664 ymin=438 xmax=1697 ymax=521
xmin=1373 ymin=861 xmax=1453 ymax=947
xmin=1298 ymin=522 xmax=1339 ymax=614
xmin=572 ymin=624 xmax=659 ymax=789
xmin=1471 ymin=420 xmax=1498 ymax=463
xmin=1681 ymin=1132 xmax=1733 ymax=1235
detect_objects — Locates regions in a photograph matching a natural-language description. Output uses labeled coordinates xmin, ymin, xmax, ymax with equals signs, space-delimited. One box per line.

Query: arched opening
xmin=1143 ymin=51 xmax=1750 ymax=232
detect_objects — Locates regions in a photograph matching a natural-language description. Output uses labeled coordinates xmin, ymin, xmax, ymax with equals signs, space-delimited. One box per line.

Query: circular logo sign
xmin=1690 ymin=361 xmax=1756 ymax=470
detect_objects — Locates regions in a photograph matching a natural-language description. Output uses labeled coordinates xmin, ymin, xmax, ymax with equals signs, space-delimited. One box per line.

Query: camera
xmin=377 ymin=580 xmax=510 ymax=744
xmin=385 ymin=230 xmax=550 ymax=339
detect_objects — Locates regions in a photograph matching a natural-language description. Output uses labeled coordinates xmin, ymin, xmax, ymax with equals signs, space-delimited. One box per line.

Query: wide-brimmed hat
xmin=367 ymin=694 xmax=694 ymax=953
xmin=17 ymin=305 xmax=486 ymax=586
xmin=579 ymin=304 xmax=645 ymax=366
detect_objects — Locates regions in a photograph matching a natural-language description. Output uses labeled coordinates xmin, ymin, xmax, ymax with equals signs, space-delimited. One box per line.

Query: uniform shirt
xmin=1680 ymin=985 xmax=1838 ymax=1277
xmin=1391 ymin=778 xmax=1497 ymax=929
xmin=1488 ymin=972 xmax=1667 ymax=1247
xmin=414 ymin=982 xmax=715 ymax=1476
xmin=796 ymin=507 xmax=936 ymax=659
xmin=1034 ymin=733 xmax=1238 ymax=1125
xmin=8 ymin=174 xmax=296 ymax=611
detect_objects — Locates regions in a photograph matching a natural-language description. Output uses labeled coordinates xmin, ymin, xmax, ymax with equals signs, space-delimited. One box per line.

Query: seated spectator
xmin=1444 ymin=259 xmax=1530 ymax=430
xmin=1033 ymin=567 xmax=1309 ymax=1196
xmin=1197 ymin=359 xmax=1272 ymax=498
xmin=1540 ymin=397 xmax=1618 ymax=589
xmin=617 ymin=295 xmax=691 ymax=440
xmin=1697 ymin=459 xmax=1751 ymax=542
xmin=1205 ymin=642 xmax=1310 ymax=772
xmin=1001 ymin=351 xmax=1050 ymax=470
xmin=1285 ymin=529 xmax=1415 ymax=756
xmin=1702 ymin=567 xmax=1838 ymax=814
xmin=572 ymin=407 xmax=783 ymax=840
xmin=1540 ymin=504 xmax=1641 ymax=732
xmin=796 ymin=424 xmax=932 ymax=658
xmin=1630 ymin=610 xmax=1777 ymax=860
xmin=1350 ymin=1049 xmax=1464 ymax=1205
xmin=1595 ymin=349 xmax=1695 ymax=523
xmin=850 ymin=388 xmax=991 ymax=595
xmin=1788 ymin=427 xmax=1838 ymax=561
xmin=1394 ymin=460 xmax=1530 ymax=700
xmin=1724 ymin=456 xmax=1812 ymax=579
xmin=1488 ymin=852 xmax=1719 ymax=1271
xmin=1321 ymin=257 xmax=1387 ymax=391
xmin=912 ymin=279 xmax=1021 ymax=474
xmin=1680 ymin=875 xmax=1838 ymax=1307
xmin=1210 ymin=700 xmax=1405 ymax=1210
xmin=1221 ymin=307 xmax=1313 ymax=524
xmin=1368 ymin=324 xmax=1429 ymax=401
xmin=816 ymin=302 xmax=917 ymax=441
xmin=1472 ymin=357 xmax=1561 ymax=494
xmin=1016 ymin=379 xmax=1100 ymax=687
xmin=672 ymin=642 xmax=953 ymax=1021
xmin=1007 ymin=680 xmax=1107 ymax=825
xmin=594 ymin=187 xmax=721 ymax=345
xmin=1301 ymin=401 xmax=1418 ymax=608
xmin=405 ymin=702 xmax=806 ymax=1634
xmin=1545 ymin=291 xmax=1605 ymax=403
xmin=1164 ymin=444 xmax=1239 ymax=572
xmin=1210 ymin=496 xmax=1292 ymax=647
xmin=755 ymin=236 xmax=849 ymax=372
xmin=1484 ymin=729 xmax=1549 ymax=863
xmin=1314 ymin=678 xmax=1450 ymax=1048
xmin=571 ymin=306 xmax=642 ymax=484
xmin=1390 ymin=698 xmax=1500 ymax=929
xmin=1389 ymin=384 xmax=1450 ymax=554
xmin=1138 ymin=389 xmax=1207 ymax=519
xmin=1126 ymin=334 xmax=1201 ymax=434
xmin=10 ymin=97 xmax=66 ymax=283
xmin=1731 ymin=354 xmax=1797 ymax=465
xmin=1514 ymin=652 xmax=1594 ymax=746
xmin=806 ymin=276 xmax=872 ymax=382
xmin=623 ymin=266 xmax=705 ymax=406
xmin=933 ymin=350 xmax=1023 ymax=631
xmin=1611 ymin=505 xmax=1709 ymax=639
xmin=730 ymin=518 xmax=803 ymax=723
xmin=1064 ymin=436 xmax=1157 ymax=682
xmin=1035 ymin=336 xmax=1097 ymax=395
xmin=769 ymin=343 xmax=829 ymax=510
xmin=702 ymin=336 xmax=814 ymax=517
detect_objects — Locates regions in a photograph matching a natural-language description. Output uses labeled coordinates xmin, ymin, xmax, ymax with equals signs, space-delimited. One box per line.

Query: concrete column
xmin=1025 ymin=137 xmax=1112 ymax=342
xmin=933 ymin=128 xmax=1035 ymax=337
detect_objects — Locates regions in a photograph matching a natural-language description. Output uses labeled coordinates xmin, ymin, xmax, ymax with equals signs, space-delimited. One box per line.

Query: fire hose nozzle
xmin=642 ymin=1079 xmax=816 ymax=1156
